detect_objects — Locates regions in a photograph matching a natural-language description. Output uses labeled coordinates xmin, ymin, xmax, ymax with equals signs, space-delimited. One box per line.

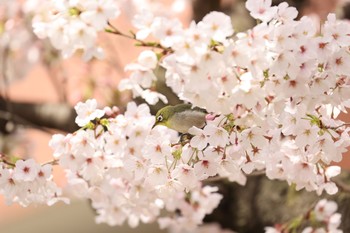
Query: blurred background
xmin=1 ymin=0 xmax=350 ymax=232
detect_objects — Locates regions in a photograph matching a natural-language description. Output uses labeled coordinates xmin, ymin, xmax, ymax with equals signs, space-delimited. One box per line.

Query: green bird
xmin=152 ymin=104 xmax=207 ymax=134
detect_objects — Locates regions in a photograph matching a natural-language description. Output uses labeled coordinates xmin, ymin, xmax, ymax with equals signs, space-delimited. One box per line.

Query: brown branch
xmin=0 ymin=110 xmax=55 ymax=134
xmin=0 ymin=98 xmax=79 ymax=133
xmin=192 ymin=0 xmax=221 ymax=23
xmin=205 ymin=171 xmax=350 ymax=233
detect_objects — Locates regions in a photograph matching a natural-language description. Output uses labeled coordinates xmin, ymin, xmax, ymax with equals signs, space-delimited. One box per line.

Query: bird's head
xmin=152 ymin=105 xmax=173 ymax=129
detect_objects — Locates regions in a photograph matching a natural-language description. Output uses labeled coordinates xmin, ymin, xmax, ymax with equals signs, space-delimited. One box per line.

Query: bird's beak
xmin=151 ymin=122 xmax=157 ymax=129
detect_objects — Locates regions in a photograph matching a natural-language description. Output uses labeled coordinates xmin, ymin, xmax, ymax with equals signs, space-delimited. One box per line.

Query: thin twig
xmin=0 ymin=153 xmax=59 ymax=168
xmin=105 ymin=22 xmax=173 ymax=53
xmin=0 ymin=158 xmax=16 ymax=167
xmin=280 ymin=200 xmax=318 ymax=232
xmin=328 ymin=123 xmax=350 ymax=130
xmin=41 ymin=159 xmax=59 ymax=166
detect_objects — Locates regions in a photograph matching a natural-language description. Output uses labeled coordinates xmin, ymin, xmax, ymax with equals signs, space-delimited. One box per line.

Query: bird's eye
xmin=157 ymin=115 xmax=163 ymax=122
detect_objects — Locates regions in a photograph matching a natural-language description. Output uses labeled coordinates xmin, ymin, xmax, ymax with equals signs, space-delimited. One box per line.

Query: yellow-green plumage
xmin=153 ymin=104 xmax=207 ymax=133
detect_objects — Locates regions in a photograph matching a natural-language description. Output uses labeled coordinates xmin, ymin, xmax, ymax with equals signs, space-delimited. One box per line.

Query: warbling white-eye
xmin=152 ymin=103 xmax=207 ymax=134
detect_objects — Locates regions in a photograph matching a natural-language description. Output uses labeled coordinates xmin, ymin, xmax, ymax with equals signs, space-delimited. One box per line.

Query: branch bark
xmin=192 ymin=0 xmax=221 ymax=22
xmin=0 ymin=98 xmax=78 ymax=133
xmin=205 ymin=172 xmax=350 ymax=233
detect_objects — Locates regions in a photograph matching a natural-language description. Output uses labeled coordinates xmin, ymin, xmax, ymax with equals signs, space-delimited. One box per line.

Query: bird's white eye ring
xmin=157 ymin=115 xmax=163 ymax=122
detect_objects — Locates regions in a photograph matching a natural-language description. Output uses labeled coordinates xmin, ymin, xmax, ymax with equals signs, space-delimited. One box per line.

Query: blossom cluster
xmin=120 ymin=0 xmax=350 ymax=195
xmin=50 ymin=100 xmax=222 ymax=231
xmin=32 ymin=0 xmax=120 ymax=60
xmin=119 ymin=50 xmax=168 ymax=105
xmin=0 ymin=158 xmax=67 ymax=207
xmin=50 ymin=96 xmax=347 ymax=230
xmin=22 ymin=0 xmax=350 ymax=231
xmin=120 ymin=0 xmax=187 ymax=19
xmin=265 ymin=199 xmax=343 ymax=233
xmin=310 ymin=199 xmax=343 ymax=233
xmin=0 ymin=0 xmax=42 ymax=84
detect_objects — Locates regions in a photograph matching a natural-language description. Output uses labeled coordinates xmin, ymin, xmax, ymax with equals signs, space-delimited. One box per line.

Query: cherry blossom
xmin=119 ymin=50 xmax=168 ymax=105
xmin=245 ymin=0 xmax=278 ymax=22
xmin=13 ymin=159 xmax=40 ymax=182
xmin=32 ymin=0 xmax=120 ymax=59
xmin=3 ymin=0 xmax=350 ymax=231
xmin=74 ymin=99 xmax=105 ymax=127
xmin=266 ymin=199 xmax=343 ymax=233
xmin=0 ymin=160 xmax=68 ymax=207
xmin=198 ymin=11 xmax=234 ymax=43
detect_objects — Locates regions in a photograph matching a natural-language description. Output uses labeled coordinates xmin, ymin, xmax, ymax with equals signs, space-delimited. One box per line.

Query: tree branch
xmin=205 ymin=171 xmax=350 ymax=233
xmin=0 ymin=98 xmax=79 ymax=133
